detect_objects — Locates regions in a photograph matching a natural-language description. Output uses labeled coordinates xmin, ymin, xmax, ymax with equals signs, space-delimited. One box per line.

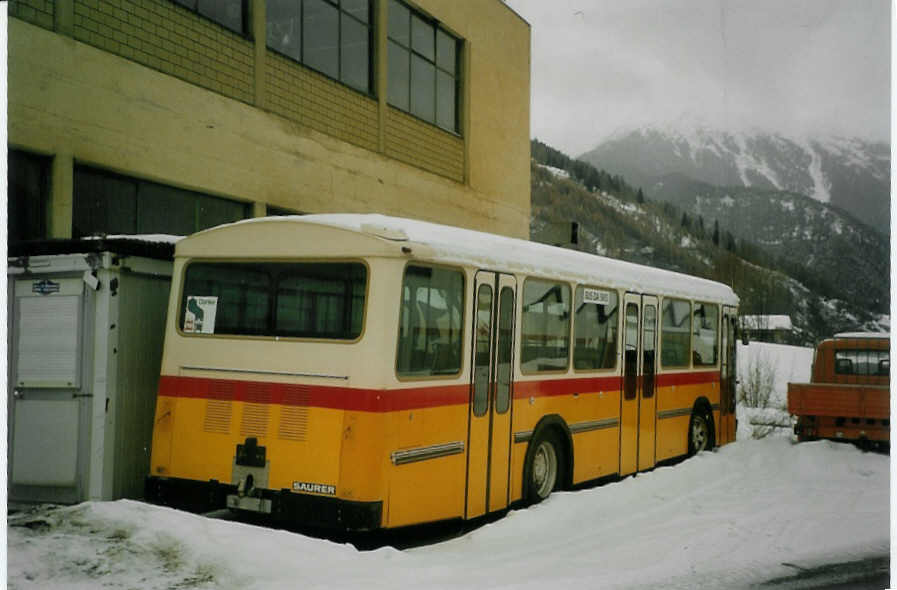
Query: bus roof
xmin=183 ymin=214 xmax=740 ymax=305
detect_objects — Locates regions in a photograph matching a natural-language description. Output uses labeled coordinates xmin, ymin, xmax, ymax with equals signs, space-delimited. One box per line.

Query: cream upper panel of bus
xmin=177 ymin=215 xmax=738 ymax=308
xmin=175 ymin=217 xmax=417 ymax=261
xmin=197 ymin=214 xmax=738 ymax=307
xmin=159 ymin=255 xmax=406 ymax=390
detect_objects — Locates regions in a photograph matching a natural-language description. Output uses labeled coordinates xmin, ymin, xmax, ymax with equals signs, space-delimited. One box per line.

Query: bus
xmin=145 ymin=214 xmax=740 ymax=530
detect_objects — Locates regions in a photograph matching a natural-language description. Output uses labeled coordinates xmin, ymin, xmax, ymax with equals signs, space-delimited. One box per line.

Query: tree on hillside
xmin=712 ymin=220 xmax=720 ymax=246
xmin=636 ymin=188 xmax=645 ymax=204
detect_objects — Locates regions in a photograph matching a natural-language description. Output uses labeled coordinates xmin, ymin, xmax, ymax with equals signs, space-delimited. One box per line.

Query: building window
xmin=267 ymin=0 xmax=371 ymax=94
xmin=267 ymin=205 xmax=304 ymax=216
xmin=8 ymin=150 xmax=51 ymax=243
xmin=172 ymin=0 xmax=247 ymax=36
xmin=73 ymin=166 xmax=252 ymax=238
xmin=387 ymin=0 xmax=460 ymax=132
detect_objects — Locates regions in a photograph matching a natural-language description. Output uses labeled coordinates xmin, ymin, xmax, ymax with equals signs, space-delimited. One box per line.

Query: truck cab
xmin=788 ymin=333 xmax=889 ymax=447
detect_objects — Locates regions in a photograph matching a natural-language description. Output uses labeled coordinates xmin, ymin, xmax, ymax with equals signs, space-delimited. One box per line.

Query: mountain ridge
xmin=579 ymin=126 xmax=890 ymax=233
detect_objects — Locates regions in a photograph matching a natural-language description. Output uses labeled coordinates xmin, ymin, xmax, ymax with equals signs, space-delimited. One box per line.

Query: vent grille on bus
xmin=279 ymin=385 xmax=311 ymax=442
xmin=203 ymin=400 xmax=232 ymax=434
xmin=240 ymin=403 xmax=270 ymax=438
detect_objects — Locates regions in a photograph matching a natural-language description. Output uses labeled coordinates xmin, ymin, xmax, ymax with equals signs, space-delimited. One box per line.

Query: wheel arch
xmin=692 ymin=396 xmax=716 ymax=448
xmin=522 ymin=414 xmax=574 ymax=497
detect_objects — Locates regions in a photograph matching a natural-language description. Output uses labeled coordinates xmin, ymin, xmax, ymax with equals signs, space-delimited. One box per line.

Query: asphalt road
xmin=757 ymin=556 xmax=890 ymax=590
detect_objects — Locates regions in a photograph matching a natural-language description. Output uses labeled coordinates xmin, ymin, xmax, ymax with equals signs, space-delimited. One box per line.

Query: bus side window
xmin=396 ymin=265 xmax=464 ymax=377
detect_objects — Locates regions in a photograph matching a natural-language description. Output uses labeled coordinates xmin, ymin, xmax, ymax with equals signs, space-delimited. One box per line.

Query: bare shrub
xmin=739 ymin=352 xmax=778 ymax=408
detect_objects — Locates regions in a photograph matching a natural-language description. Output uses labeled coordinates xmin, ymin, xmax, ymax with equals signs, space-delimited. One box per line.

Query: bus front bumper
xmin=145 ymin=475 xmax=383 ymax=531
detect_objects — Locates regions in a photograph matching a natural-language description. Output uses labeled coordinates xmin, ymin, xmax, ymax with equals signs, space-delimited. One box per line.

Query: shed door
xmin=9 ymin=277 xmax=90 ymax=503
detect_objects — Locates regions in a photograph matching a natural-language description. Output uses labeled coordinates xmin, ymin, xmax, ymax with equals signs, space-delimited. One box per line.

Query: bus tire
xmin=524 ymin=429 xmax=564 ymax=504
xmin=688 ymin=410 xmax=712 ymax=456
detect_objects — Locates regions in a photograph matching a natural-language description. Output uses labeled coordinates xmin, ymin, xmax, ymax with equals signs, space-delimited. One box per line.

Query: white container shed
xmin=7 ymin=236 xmax=177 ymax=504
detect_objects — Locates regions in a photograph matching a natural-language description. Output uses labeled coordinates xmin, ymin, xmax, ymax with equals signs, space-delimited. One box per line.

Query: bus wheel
xmin=688 ymin=410 xmax=711 ymax=456
xmin=525 ymin=430 xmax=561 ymax=503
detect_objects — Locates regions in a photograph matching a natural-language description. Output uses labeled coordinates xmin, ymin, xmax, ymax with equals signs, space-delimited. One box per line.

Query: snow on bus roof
xmin=224 ymin=213 xmax=739 ymax=304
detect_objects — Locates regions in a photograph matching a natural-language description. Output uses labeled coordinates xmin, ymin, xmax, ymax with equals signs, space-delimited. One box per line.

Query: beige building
xmin=8 ymin=0 xmax=531 ymax=242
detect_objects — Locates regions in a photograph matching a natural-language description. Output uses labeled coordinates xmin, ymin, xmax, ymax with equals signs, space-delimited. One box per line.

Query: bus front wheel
xmin=688 ymin=410 xmax=712 ymax=455
xmin=525 ymin=430 xmax=563 ymax=503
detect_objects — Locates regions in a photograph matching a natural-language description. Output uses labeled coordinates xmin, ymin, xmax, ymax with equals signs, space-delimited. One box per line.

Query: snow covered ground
xmin=735 ymin=341 xmax=815 ymax=440
xmin=7 ymin=342 xmax=889 ymax=589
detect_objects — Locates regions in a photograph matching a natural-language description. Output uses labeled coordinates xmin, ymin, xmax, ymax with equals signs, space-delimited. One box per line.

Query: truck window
xmin=834 ymin=349 xmax=890 ymax=377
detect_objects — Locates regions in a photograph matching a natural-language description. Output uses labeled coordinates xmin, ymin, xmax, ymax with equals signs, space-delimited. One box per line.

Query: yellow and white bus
xmin=146 ymin=214 xmax=739 ymax=530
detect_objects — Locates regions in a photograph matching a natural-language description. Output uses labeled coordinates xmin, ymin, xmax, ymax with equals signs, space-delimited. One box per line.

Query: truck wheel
xmin=688 ymin=410 xmax=711 ymax=456
xmin=524 ymin=430 xmax=563 ymax=503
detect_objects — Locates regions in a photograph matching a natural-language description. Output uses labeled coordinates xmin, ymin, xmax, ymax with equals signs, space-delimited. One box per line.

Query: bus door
xmin=719 ymin=308 xmax=738 ymax=444
xmin=466 ymin=271 xmax=516 ymax=519
xmin=619 ymin=294 xmax=641 ymax=476
xmin=637 ymin=296 xmax=658 ymax=471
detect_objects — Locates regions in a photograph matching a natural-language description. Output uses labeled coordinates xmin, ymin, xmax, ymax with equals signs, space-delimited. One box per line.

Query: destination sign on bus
xmin=582 ymin=288 xmax=611 ymax=306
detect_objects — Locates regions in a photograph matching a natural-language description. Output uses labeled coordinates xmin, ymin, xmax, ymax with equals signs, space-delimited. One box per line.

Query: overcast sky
xmin=505 ymin=0 xmax=891 ymax=156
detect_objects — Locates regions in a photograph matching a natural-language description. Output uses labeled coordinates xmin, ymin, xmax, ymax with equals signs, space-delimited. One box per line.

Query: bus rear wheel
xmin=525 ymin=431 xmax=562 ymax=503
xmin=688 ymin=410 xmax=711 ymax=455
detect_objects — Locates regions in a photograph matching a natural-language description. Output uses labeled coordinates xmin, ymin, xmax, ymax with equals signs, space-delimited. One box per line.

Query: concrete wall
xmin=8 ymin=0 xmax=531 ymax=239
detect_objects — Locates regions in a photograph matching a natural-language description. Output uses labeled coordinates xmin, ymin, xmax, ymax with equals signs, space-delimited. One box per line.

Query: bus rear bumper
xmin=145 ymin=476 xmax=383 ymax=531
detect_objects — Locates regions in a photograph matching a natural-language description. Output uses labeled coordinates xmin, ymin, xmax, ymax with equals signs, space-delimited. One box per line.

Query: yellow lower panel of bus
xmin=383 ymin=404 xmax=469 ymax=528
xmin=153 ymin=396 xmax=345 ymax=495
xmin=509 ymin=389 xmax=623 ymax=503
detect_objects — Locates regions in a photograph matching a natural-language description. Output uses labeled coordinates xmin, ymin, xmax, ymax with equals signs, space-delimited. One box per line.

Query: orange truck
xmin=788 ymin=333 xmax=889 ymax=447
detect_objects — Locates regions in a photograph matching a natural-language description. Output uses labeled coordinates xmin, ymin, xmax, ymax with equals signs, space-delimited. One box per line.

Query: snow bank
xmin=8 ymin=439 xmax=887 ymax=590
xmin=735 ymin=341 xmax=814 ymax=440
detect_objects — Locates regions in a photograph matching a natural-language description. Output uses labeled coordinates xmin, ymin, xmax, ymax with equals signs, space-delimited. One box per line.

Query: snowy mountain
xmin=579 ymin=126 xmax=890 ymax=234
xmin=647 ymin=174 xmax=889 ymax=314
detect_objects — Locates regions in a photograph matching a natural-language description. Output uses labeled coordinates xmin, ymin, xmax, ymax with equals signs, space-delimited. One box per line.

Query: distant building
xmin=741 ymin=315 xmax=794 ymax=344
xmin=8 ymin=0 xmax=532 ymax=242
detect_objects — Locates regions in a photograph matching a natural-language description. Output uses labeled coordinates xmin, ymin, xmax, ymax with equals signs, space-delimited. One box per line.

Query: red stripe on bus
xmin=513 ymin=376 xmax=623 ymax=398
xmin=655 ymin=371 xmax=719 ymax=387
xmin=157 ymin=375 xmax=468 ymax=412
xmin=158 ymin=370 xmax=719 ymax=412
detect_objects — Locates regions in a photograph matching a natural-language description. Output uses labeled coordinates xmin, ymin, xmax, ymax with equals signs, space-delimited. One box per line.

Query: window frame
xmin=394 ymin=261 xmax=467 ymax=381
xmin=72 ymin=165 xmax=252 ymax=238
xmin=171 ymin=0 xmax=249 ymax=38
xmin=572 ymin=284 xmax=620 ymax=373
xmin=387 ymin=0 xmax=462 ymax=134
xmin=834 ymin=349 xmax=890 ymax=377
xmin=266 ymin=0 xmax=374 ymax=96
xmin=176 ymin=257 xmax=370 ymax=344
xmin=659 ymin=297 xmax=693 ymax=370
xmin=691 ymin=301 xmax=720 ymax=368
xmin=519 ymin=276 xmax=572 ymax=375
